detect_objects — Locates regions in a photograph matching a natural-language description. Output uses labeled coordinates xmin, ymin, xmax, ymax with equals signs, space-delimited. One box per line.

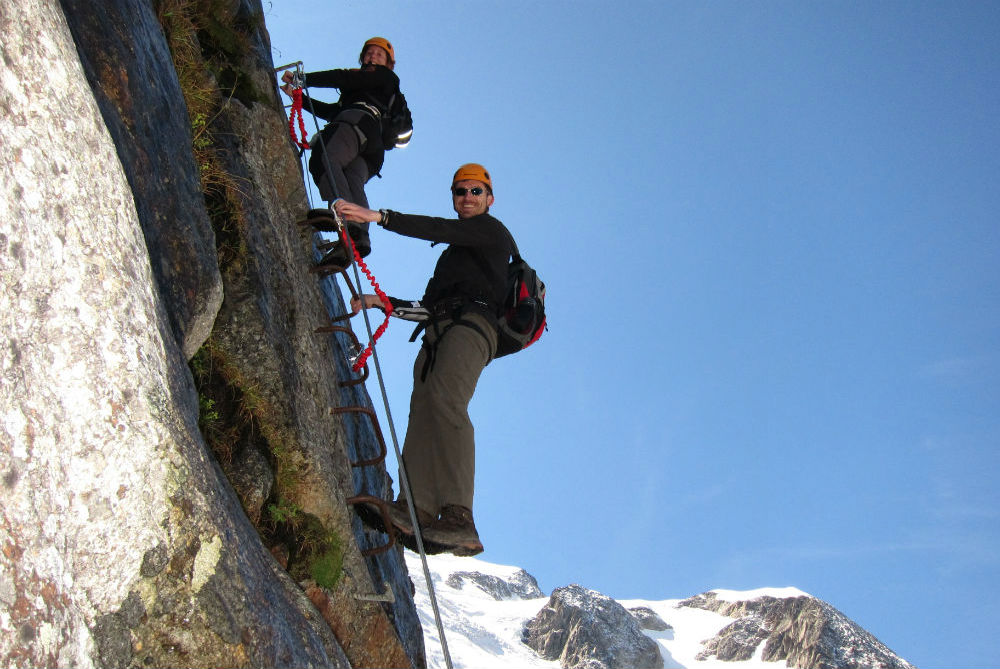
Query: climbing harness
xmin=276 ymin=59 xmax=455 ymax=669
xmin=409 ymin=299 xmax=494 ymax=383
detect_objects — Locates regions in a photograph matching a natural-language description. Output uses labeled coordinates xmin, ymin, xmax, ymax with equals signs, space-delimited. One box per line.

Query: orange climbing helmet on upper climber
xmin=360 ymin=37 xmax=395 ymax=68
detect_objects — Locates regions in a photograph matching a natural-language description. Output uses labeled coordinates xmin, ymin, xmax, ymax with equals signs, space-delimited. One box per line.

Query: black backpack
xmin=493 ymin=244 xmax=546 ymax=358
xmin=381 ymin=91 xmax=413 ymax=151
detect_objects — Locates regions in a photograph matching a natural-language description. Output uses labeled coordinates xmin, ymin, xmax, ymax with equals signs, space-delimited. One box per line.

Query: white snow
xmin=405 ymin=552 xmax=558 ymax=669
xmin=404 ymin=551 xmax=800 ymax=669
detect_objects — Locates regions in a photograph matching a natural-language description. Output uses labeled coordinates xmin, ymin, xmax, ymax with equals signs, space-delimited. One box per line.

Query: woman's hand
xmin=279 ymin=70 xmax=295 ymax=97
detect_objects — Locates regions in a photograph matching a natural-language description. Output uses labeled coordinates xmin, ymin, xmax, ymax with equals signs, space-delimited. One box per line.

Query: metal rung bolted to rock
xmin=298 ymin=208 xmax=340 ymax=233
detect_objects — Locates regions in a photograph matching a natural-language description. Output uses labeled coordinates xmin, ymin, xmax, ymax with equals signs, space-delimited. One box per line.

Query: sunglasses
xmin=452 ymin=186 xmax=486 ymax=197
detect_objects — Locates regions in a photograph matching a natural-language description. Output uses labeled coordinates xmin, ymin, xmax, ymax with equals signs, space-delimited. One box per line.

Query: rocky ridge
xmin=522 ymin=585 xmax=664 ymax=669
xmin=629 ymin=606 xmax=672 ymax=632
xmin=679 ymin=591 xmax=916 ymax=669
xmin=446 ymin=568 xmax=544 ymax=601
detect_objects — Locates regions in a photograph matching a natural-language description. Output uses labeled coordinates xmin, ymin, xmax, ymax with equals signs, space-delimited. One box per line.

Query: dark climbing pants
xmin=400 ymin=313 xmax=497 ymax=516
xmin=315 ymin=121 xmax=370 ymax=241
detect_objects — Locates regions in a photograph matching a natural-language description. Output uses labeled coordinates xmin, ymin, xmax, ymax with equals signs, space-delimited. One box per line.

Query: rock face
xmin=1 ymin=0 xmax=422 ymax=667
xmin=58 ymin=0 xmax=222 ymax=361
xmin=523 ymin=584 xmax=664 ymax=669
xmin=629 ymin=606 xmax=672 ymax=632
xmin=446 ymin=568 xmax=544 ymax=600
xmin=0 ymin=1 xmax=346 ymax=665
xmin=680 ymin=591 xmax=915 ymax=669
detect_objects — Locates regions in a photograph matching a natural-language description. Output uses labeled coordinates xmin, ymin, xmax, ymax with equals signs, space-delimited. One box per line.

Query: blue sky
xmin=264 ymin=3 xmax=999 ymax=667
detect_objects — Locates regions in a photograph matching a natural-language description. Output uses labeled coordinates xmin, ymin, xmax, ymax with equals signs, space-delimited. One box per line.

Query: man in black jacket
xmin=281 ymin=37 xmax=405 ymax=258
xmin=335 ymin=163 xmax=513 ymax=556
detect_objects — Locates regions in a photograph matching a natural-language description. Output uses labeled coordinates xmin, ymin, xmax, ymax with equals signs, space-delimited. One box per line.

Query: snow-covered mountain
xmin=404 ymin=552 xmax=915 ymax=669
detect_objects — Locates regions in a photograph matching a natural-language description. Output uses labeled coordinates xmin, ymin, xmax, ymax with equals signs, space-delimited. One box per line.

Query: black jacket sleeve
xmin=300 ymin=94 xmax=341 ymax=122
xmin=380 ymin=211 xmax=510 ymax=248
xmin=303 ymin=65 xmax=399 ymax=106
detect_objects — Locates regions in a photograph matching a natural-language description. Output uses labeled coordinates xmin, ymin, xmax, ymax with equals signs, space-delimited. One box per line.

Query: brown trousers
xmin=400 ymin=312 xmax=497 ymax=516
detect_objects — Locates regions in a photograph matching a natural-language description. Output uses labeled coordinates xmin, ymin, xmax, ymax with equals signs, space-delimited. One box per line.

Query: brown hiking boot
xmin=358 ymin=498 xmax=433 ymax=538
xmin=422 ymin=505 xmax=484 ymax=556
xmin=386 ymin=499 xmax=434 ymax=537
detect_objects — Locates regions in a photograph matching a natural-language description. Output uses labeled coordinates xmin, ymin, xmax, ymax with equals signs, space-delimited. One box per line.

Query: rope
xmin=335 ymin=217 xmax=393 ymax=373
xmin=288 ymin=87 xmax=310 ymax=149
xmin=280 ymin=62 xmax=455 ymax=669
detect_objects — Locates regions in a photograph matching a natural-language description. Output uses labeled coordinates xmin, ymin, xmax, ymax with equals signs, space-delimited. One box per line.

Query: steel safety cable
xmin=276 ymin=60 xmax=455 ymax=669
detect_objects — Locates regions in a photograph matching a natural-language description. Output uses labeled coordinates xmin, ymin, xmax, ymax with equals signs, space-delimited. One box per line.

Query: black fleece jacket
xmin=302 ymin=64 xmax=400 ymax=173
xmin=303 ymin=64 xmax=399 ymax=113
xmin=380 ymin=210 xmax=514 ymax=315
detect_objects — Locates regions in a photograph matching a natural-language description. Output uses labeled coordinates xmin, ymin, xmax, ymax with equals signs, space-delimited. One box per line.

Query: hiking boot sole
xmin=396 ymin=532 xmax=451 ymax=556
xmin=421 ymin=529 xmax=484 ymax=557
xmin=448 ymin=542 xmax=484 ymax=557
xmin=356 ymin=511 xmax=466 ymax=557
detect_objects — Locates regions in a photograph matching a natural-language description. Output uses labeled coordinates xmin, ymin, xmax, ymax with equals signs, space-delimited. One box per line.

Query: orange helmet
xmin=360 ymin=37 xmax=395 ymax=67
xmin=452 ymin=163 xmax=493 ymax=193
